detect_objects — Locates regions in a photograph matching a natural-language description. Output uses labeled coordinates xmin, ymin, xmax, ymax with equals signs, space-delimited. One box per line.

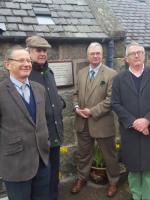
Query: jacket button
xmin=52 ymin=104 xmax=55 ymax=107
xmin=55 ymin=121 xmax=57 ymax=125
xmin=47 ymin=88 xmax=50 ymax=90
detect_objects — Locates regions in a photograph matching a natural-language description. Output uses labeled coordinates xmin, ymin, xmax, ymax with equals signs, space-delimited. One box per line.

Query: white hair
xmin=87 ymin=42 xmax=103 ymax=55
xmin=125 ymin=41 xmax=145 ymax=57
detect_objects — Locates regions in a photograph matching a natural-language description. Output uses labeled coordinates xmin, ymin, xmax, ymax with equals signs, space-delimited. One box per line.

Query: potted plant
xmin=90 ymin=142 xmax=108 ymax=184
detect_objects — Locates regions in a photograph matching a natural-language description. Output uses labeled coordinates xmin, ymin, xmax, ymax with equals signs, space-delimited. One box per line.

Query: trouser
xmin=128 ymin=171 xmax=150 ymax=200
xmin=49 ymin=146 xmax=60 ymax=200
xmin=5 ymin=159 xmax=50 ymax=200
xmin=76 ymin=122 xmax=120 ymax=184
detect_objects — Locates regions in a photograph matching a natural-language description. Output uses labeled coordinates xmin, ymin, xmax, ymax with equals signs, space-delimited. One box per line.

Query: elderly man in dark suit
xmin=0 ymin=46 xmax=50 ymax=200
xmin=112 ymin=42 xmax=150 ymax=200
xmin=71 ymin=42 xmax=120 ymax=198
xmin=26 ymin=35 xmax=65 ymax=200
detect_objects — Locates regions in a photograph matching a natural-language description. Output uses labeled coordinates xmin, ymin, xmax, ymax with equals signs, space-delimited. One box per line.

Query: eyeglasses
xmin=127 ymin=51 xmax=144 ymax=57
xmin=8 ymin=58 xmax=32 ymax=64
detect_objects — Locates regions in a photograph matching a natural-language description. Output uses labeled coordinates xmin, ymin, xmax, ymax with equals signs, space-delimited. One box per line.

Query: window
xmin=36 ymin=15 xmax=55 ymax=25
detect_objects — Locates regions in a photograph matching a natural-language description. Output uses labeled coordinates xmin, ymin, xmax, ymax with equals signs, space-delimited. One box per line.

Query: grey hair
xmin=5 ymin=45 xmax=26 ymax=61
xmin=87 ymin=42 xmax=103 ymax=55
xmin=125 ymin=41 xmax=145 ymax=57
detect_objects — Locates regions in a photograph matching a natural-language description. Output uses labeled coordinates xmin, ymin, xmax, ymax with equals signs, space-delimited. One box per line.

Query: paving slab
xmin=58 ymin=175 xmax=131 ymax=200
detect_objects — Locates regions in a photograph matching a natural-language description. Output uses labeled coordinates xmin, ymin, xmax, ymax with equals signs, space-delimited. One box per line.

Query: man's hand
xmin=81 ymin=108 xmax=92 ymax=118
xmin=132 ymin=118 xmax=149 ymax=135
xmin=75 ymin=108 xmax=89 ymax=118
xmin=75 ymin=108 xmax=92 ymax=118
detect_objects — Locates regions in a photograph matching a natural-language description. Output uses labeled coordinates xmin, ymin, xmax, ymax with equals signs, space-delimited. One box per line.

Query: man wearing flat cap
xmin=26 ymin=35 xmax=66 ymax=200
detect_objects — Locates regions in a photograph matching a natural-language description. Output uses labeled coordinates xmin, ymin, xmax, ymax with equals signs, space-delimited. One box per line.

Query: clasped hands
xmin=76 ymin=108 xmax=91 ymax=118
xmin=132 ymin=118 xmax=150 ymax=135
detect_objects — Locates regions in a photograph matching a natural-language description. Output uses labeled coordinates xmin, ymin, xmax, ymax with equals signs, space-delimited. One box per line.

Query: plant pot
xmin=90 ymin=166 xmax=108 ymax=185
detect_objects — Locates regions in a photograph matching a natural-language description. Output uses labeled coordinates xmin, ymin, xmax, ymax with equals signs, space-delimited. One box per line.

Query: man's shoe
xmin=71 ymin=179 xmax=86 ymax=194
xmin=107 ymin=184 xmax=118 ymax=197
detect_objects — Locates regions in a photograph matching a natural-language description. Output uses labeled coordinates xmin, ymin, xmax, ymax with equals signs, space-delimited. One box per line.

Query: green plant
xmin=93 ymin=143 xmax=105 ymax=168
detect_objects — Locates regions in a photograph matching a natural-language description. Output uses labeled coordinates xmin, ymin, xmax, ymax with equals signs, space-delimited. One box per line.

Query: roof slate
xmin=107 ymin=0 xmax=150 ymax=47
xmin=0 ymin=0 xmax=111 ymax=40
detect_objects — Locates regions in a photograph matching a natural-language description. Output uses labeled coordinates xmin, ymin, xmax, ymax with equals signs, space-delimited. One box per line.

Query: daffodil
xmin=60 ymin=146 xmax=68 ymax=154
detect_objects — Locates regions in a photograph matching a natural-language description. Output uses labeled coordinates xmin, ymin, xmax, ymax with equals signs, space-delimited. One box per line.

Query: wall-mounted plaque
xmin=48 ymin=61 xmax=74 ymax=87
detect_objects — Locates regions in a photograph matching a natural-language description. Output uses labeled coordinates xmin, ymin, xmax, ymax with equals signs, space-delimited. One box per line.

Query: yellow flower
xmin=115 ymin=143 xmax=121 ymax=151
xmin=60 ymin=146 xmax=68 ymax=154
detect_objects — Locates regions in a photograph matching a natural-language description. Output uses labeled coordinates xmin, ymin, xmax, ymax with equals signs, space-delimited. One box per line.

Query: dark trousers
xmin=5 ymin=159 xmax=50 ymax=200
xmin=49 ymin=146 xmax=60 ymax=200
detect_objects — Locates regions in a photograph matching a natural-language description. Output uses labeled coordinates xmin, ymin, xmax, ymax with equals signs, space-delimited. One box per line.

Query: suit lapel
xmin=140 ymin=67 xmax=150 ymax=92
xmin=82 ymin=68 xmax=89 ymax=102
xmin=6 ymin=79 xmax=35 ymax=125
xmin=30 ymin=82 xmax=39 ymax=126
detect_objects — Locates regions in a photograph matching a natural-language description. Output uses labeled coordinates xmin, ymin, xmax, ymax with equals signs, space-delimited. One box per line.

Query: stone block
xmin=6 ymin=16 xmax=22 ymax=23
xmin=0 ymin=16 xmax=6 ymax=23
xmin=63 ymin=25 xmax=78 ymax=32
xmin=20 ymin=3 xmax=32 ymax=10
xmin=0 ymin=9 xmax=12 ymax=16
xmin=33 ymin=25 xmax=49 ymax=32
xmin=59 ymin=44 xmax=87 ymax=59
xmin=114 ymin=40 xmax=126 ymax=58
xmin=18 ymin=24 xmax=34 ymax=31
xmin=22 ymin=17 xmax=38 ymax=24
xmin=76 ymin=25 xmax=92 ymax=33
xmin=13 ymin=9 xmax=28 ymax=16
xmin=5 ymin=2 xmax=20 ymax=9
xmin=27 ymin=10 xmax=36 ymax=17
xmin=6 ymin=24 xmax=18 ymax=31
xmin=61 ymin=5 xmax=74 ymax=11
xmin=113 ymin=58 xmax=127 ymax=73
xmin=71 ymin=11 xmax=83 ymax=18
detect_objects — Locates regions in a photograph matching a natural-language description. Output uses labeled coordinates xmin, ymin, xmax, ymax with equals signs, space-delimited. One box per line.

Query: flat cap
xmin=26 ymin=35 xmax=51 ymax=48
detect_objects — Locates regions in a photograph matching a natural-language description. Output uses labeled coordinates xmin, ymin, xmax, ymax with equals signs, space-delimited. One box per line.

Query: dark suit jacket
xmin=112 ymin=67 xmax=150 ymax=171
xmin=73 ymin=64 xmax=117 ymax=138
xmin=0 ymin=78 xmax=49 ymax=181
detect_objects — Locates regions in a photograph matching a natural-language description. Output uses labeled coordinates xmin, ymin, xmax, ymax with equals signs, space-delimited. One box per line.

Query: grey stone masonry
xmin=6 ymin=24 xmax=18 ymax=31
xmin=20 ymin=3 xmax=32 ymax=10
xmin=13 ymin=9 xmax=28 ymax=16
xmin=6 ymin=17 xmax=22 ymax=23
xmin=1 ymin=0 xmax=124 ymax=39
xmin=18 ymin=24 xmax=34 ymax=31
xmin=107 ymin=0 xmax=150 ymax=46
xmin=0 ymin=9 xmax=12 ymax=16
xmin=22 ymin=17 xmax=38 ymax=24
xmin=5 ymin=2 xmax=20 ymax=9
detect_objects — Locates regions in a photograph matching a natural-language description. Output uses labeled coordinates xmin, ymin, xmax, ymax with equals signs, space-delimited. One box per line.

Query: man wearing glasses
xmin=112 ymin=42 xmax=150 ymax=200
xmin=0 ymin=46 xmax=50 ymax=200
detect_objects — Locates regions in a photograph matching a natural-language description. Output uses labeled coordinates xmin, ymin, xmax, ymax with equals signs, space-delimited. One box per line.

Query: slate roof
xmin=107 ymin=0 xmax=150 ymax=47
xmin=0 ymin=0 xmax=111 ymax=41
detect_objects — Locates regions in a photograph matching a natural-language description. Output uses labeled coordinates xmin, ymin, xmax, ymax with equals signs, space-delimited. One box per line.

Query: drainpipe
xmin=106 ymin=39 xmax=114 ymax=68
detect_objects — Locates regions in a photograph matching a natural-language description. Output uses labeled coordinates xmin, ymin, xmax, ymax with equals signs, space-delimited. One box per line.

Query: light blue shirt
xmin=10 ymin=75 xmax=30 ymax=103
xmin=89 ymin=64 xmax=101 ymax=78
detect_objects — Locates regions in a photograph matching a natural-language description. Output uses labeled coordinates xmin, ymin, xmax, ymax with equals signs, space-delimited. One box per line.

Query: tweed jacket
xmin=73 ymin=64 xmax=117 ymax=138
xmin=0 ymin=78 xmax=49 ymax=181
xmin=112 ymin=67 xmax=150 ymax=171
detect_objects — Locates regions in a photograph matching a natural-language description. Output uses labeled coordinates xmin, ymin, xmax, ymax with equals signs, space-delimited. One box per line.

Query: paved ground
xmin=0 ymin=174 xmax=131 ymax=200
xmin=59 ymin=175 xmax=132 ymax=200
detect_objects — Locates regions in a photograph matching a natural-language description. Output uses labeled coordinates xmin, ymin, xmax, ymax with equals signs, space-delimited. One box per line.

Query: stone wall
xmin=2 ymin=39 xmax=150 ymax=181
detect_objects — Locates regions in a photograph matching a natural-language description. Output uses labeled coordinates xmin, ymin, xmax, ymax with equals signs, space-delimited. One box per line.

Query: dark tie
xmin=90 ymin=70 xmax=95 ymax=80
